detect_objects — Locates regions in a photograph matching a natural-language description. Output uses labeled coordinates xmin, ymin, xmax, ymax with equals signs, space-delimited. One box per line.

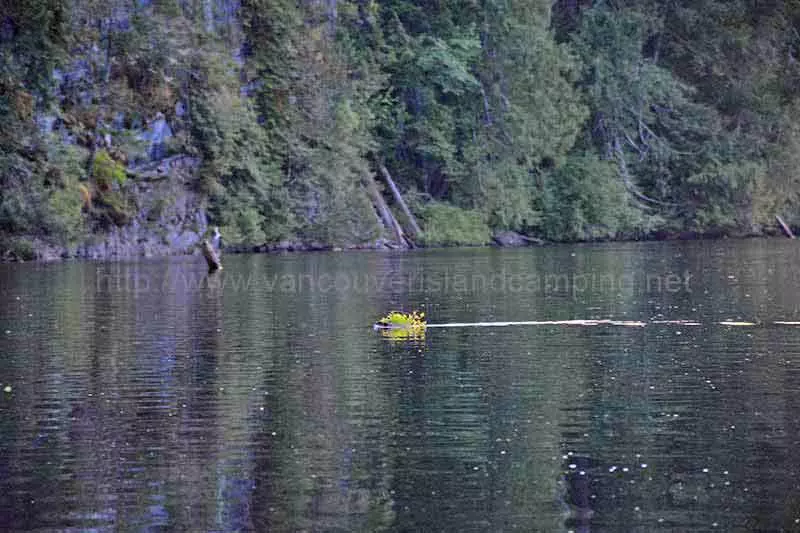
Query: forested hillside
xmin=2 ymin=0 xmax=800 ymax=259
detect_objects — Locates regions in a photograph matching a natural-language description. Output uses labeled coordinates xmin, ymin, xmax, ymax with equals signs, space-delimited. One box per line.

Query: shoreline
xmin=0 ymin=229 xmax=789 ymax=265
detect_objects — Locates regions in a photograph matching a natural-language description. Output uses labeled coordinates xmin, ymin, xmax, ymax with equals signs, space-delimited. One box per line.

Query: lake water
xmin=2 ymin=240 xmax=800 ymax=532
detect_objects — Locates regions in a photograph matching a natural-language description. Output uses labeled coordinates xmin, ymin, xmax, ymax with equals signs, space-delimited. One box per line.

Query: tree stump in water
xmin=201 ymin=239 xmax=223 ymax=272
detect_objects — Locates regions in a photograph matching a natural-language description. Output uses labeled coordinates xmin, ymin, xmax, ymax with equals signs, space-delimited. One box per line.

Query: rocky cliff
xmin=1 ymin=1 xmax=258 ymax=261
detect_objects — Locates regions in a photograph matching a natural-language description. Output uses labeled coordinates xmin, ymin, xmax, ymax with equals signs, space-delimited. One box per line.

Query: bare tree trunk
xmin=379 ymin=164 xmax=422 ymax=237
xmin=613 ymin=137 xmax=678 ymax=208
xmin=363 ymin=175 xmax=407 ymax=246
xmin=776 ymin=215 xmax=795 ymax=238
xmin=479 ymin=84 xmax=492 ymax=125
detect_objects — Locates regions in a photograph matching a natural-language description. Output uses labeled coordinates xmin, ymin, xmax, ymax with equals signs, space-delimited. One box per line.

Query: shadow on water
xmin=3 ymin=240 xmax=800 ymax=530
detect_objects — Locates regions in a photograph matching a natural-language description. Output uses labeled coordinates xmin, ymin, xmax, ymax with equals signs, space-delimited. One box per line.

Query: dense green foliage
xmin=3 ymin=0 xmax=800 ymax=255
xmin=417 ymin=203 xmax=491 ymax=247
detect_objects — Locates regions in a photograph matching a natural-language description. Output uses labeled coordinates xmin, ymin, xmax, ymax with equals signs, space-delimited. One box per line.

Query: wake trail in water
xmin=420 ymin=319 xmax=796 ymax=328
xmin=425 ymin=320 xmax=647 ymax=328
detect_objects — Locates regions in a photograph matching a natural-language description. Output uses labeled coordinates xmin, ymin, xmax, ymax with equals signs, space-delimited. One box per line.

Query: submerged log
xmin=379 ymin=164 xmax=422 ymax=237
xmin=201 ymin=239 xmax=223 ymax=272
xmin=776 ymin=215 xmax=795 ymax=239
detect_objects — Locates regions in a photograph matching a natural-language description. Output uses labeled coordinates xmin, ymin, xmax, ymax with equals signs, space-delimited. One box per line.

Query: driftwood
xmin=201 ymin=239 xmax=223 ymax=272
xmin=364 ymin=175 xmax=407 ymax=246
xmin=776 ymin=215 xmax=795 ymax=239
xmin=379 ymin=164 xmax=422 ymax=237
xmin=493 ymin=230 xmax=545 ymax=247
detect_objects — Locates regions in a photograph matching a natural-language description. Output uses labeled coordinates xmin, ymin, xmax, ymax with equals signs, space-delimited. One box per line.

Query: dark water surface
xmin=3 ymin=240 xmax=800 ymax=532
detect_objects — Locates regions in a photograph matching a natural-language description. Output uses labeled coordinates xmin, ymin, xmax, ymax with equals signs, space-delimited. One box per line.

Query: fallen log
xmin=379 ymin=164 xmax=422 ymax=237
xmin=364 ymin=174 xmax=407 ymax=246
xmin=492 ymin=230 xmax=545 ymax=247
xmin=776 ymin=214 xmax=795 ymax=239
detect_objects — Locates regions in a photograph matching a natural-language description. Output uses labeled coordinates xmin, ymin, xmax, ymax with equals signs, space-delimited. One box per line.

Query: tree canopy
xmin=2 ymin=0 xmax=800 ymax=255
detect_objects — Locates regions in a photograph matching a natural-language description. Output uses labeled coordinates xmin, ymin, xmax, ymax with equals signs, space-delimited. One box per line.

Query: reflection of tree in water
xmin=557 ymin=319 xmax=800 ymax=528
xmin=0 ymin=262 xmax=222 ymax=530
xmin=0 ymin=263 xmax=94 ymax=530
xmin=65 ymin=262 xmax=187 ymax=530
xmin=376 ymin=326 xmax=587 ymax=532
xmin=52 ymin=262 xmax=241 ymax=531
xmin=14 ymin=243 xmax=800 ymax=531
xmin=167 ymin=270 xmax=230 ymax=529
xmin=561 ymin=454 xmax=596 ymax=533
xmin=247 ymin=270 xmax=396 ymax=532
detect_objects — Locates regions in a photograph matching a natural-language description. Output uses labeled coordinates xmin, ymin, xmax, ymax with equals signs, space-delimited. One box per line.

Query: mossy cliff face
xmin=0 ymin=0 xmax=396 ymax=261
xmin=0 ymin=1 xmax=240 ymax=260
xmin=4 ymin=106 xmax=212 ymax=260
xmin=75 ymin=155 xmax=208 ymax=259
